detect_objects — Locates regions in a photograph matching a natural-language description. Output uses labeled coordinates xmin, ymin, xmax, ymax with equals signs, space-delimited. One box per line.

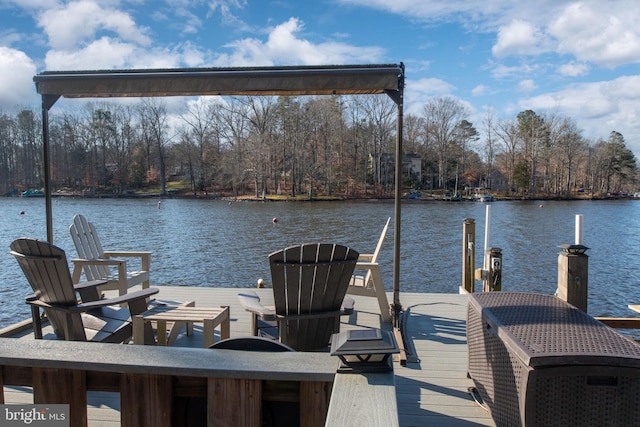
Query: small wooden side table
xmin=134 ymin=304 xmax=230 ymax=347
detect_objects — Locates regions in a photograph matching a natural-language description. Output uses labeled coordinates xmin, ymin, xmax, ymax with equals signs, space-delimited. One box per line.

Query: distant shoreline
xmin=6 ymin=191 xmax=638 ymax=202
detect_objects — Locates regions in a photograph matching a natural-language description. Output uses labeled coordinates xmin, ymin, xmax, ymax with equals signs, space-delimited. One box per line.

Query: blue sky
xmin=2 ymin=0 xmax=640 ymax=157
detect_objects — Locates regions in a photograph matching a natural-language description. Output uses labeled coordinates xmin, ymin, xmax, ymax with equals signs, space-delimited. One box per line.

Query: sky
xmin=2 ymin=0 xmax=640 ymax=157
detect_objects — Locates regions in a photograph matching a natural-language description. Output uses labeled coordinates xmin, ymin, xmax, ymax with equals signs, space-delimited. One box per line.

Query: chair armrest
xmin=341 ymin=296 xmax=355 ymax=315
xmin=103 ymin=251 xmax=151 ymax=271
xmin=74 ymin=279 xmax=110 ymax=302
xmin=354 ymin=261 xmax=377 ymax=269
xmin=239 ymin=291 xmax=354 ymax=318
xmin=25 ymin=299 xmax=66 ymax=310
xmin=73 ymin=287 xmax=159 ymax=313
xmin=71 ymin=258 xmax=127 ymax=285
xmin=71 ymin=258 xmax=127 ymax=267
xmin=357 ymin=254 xmax=374 ymax=262
xmin=103 ymin=251 xmax=152 ymax=258
xmin=73 ymin=279 xmax=110 ymax=291
xmin=238 ymin=291 xmax=277 ymax=321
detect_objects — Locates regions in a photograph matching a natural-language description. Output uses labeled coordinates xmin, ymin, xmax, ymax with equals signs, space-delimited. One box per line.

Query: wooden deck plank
xmin=392 ymin=293 xmax=492 ymax=427
xmin=3 ymin=287 xmax=494 ymax=427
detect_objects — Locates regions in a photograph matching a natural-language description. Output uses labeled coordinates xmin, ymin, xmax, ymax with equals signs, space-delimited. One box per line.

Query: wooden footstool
xmin=133 ymin=304 xmax=230 ymax=347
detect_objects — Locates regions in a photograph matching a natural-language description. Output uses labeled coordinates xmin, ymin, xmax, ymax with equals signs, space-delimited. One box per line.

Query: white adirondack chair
xmin=347 ymin=217 xmax=391 ymax=323
xmin=69 ymin=214 xmax=151 ymax=296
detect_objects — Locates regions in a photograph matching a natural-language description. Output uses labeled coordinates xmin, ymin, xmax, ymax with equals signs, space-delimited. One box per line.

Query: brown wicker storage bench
xmin=467 ymin=292 xmax=640 ymax=427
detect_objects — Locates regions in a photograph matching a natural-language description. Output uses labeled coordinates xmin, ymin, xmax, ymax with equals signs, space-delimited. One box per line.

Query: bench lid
xmin=468 ymin=292 xmax=640 ymax=368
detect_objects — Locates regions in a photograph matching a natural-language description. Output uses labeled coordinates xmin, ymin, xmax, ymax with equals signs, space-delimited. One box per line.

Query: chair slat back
xmin=10 ymin=238 xmax=86 ymax=340
xmin=269 ymin=243 xmax=358 ymax=351
xmin=70 ymin=214 xmax=110 ymax=281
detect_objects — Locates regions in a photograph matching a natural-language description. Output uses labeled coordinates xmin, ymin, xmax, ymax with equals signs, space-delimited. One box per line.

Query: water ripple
xmin=1 ymin=197 xmax=639 ymax=327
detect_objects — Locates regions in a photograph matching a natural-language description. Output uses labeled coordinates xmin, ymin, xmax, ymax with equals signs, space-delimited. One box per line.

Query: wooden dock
xmin=2 ymin=287 xmax=494 ymax=426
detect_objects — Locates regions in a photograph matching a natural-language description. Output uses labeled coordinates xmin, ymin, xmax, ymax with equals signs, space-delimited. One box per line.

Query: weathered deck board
xmin=3 ymin=287 xmax=494 ymax=427
xmin=393 ymin=293 xmax=493 ymax=427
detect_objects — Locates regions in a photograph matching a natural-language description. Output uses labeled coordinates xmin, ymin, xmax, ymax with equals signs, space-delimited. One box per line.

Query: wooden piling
xmin=557 ymin=244 xmax=589 ymax=312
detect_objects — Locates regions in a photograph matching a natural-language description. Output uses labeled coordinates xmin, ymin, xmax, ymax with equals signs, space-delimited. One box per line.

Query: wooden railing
xmin=0 ymin=338 xmax=336 ymax=427
xmin=0 ymin=338 xmax=398 ymax=427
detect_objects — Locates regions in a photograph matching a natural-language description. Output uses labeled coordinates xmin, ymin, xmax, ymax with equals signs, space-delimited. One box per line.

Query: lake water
xmin=1 ymin=196 xmax=639 ymax=328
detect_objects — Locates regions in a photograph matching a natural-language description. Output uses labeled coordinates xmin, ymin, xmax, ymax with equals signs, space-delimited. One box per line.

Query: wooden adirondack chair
xmin=347 ymin=217 xmax=391 ymax=323
xmin=69 ymin=213 xmax=151 ymax=296
xmin=238 ymin=243 xmax=359 ymax=351
xmin=10 ymin=238 xmax=158 ymax=343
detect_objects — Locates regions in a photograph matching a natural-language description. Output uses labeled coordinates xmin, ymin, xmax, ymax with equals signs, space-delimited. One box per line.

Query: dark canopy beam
xmin=35 ymin=65 xmax=403 ymax=101
xmin=35 ymin=63 xmax=405 ymax=323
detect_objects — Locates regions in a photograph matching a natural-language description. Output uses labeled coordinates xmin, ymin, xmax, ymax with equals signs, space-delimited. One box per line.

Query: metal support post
xmin=462 ymin=218 xmax=475 ymax=293
xmin=485 ymin=248 xmax=502 ymax=292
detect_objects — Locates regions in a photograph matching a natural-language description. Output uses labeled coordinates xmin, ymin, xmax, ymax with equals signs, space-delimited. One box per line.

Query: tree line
xmin=0 ymin=95 xmax=637 ymax=198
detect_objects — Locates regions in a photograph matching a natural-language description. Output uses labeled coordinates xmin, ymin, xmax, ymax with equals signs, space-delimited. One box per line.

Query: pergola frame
xmin=34 ymin=63 xmax=405 ymax=324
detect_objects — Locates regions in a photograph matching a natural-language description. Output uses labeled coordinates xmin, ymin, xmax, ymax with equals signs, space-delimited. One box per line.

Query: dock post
xmin=483 ymin=247 xmax=502 ymax=292
xmin=557 ymin=244 xmax=589 ymax=312
xmin=462 ymin=218 xmax=475 ymax=293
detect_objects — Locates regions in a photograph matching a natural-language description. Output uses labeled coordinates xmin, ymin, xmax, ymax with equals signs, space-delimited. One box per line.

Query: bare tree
xmin=180 ymin=98 xmax=222 ymax=195
xmin=0 ymin=111 xmax=18 ymax=194
xmin=16 ymin=108 xmax=42 ymax=189
xmin=454 ymin=119 xmax=478 ymax=195
xmin=550 ymin=117 xmax=586 ymax=196
xmin=3 ymin=93 xmax=639 ymax=199
xmin=516 ymin=110 xmax=549 ymax=197
xmin=138 ymin=99 xmax=170 ymax=195
xmin=344 ymin=96 xmax=368 ymax=195
xmin=494 ymin=118 xmax=519 ymax=193
xmin=300 ymin=96 xmax=345 ymax=196
xmin=274 ymin=96 xmax=307 ymax=197
xmin=357 ymin=95 xmax=396 ymax=192
xmin=218 ymin=97 xmax=250 ymax=197
xmin=481 ymin=108 xmax=499 ymax=190
xmin=423 ymin=97 xmax=469 ymax=191
xmin=53 ymin=111 xmax=85 ymax=190
xmin=239 ymin=96 xmax=276 ymax=198
xmin=111 ymin=105 xmax=137 ymax=193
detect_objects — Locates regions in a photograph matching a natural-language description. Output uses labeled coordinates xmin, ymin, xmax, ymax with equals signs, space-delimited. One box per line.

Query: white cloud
xmin=471 ymin=84 xmax=488 ymax=96
xmin=492 ymin=19 xmax=546 ymax=57
xmin=181 ymin=42 xmax=208 ymax=67
xmin=557 ymin=61 xmax=589 ymax=77
xmin=490 ymin=62 xmax=540 ymax=79
xmin=45 ymin=37 xmax=135 ymax=70
xmin=549 ymin=2 xmax=640 ymax=68
xmin=339 ymin=0 xmax=640 ymax=69
xmin=521 ymin=75 xmax=640 ymax=155
xmin=217 ymin=17 xmax=385 ymax=66
xmin=334 ymin=0 xmax=553 ymax=27
xmin=517 ymin=79 xmax=536 ymax=92
xmin=409 ymin=77 xmax=455 ymax=95
xmin=37 ymin=0 xmax=150 ymax=50
xmin=208 ymin=0 xmax=251 ymax=32
xmin=0 ymin=46 xmax=38 ymax=109
xmin=43 ymin=37 xmax=200 ymax=70
xmin=404 ymin=77 xmax=457 ymax=115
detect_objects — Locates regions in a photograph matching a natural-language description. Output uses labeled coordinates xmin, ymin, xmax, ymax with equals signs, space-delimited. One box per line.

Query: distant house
xmin=484 ymin=169 xmax=508 ymax=192
xmin=373 ymin=153 xmax=422 ymax=186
